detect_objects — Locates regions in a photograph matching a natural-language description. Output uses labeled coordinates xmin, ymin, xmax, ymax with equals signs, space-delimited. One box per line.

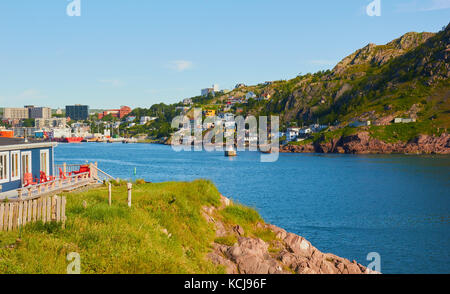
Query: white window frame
xmin=40 ymin=149 xmax=50 ymax=175
xmin=0 ymin=151 xmax=9 ymax=184
xmin=21 ymin=151 xmax=32 ymax=186
xmin=10 ymin=150 xmax=21 ymax=181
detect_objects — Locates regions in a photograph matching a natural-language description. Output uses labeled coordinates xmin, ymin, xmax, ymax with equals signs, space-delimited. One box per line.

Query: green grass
xmin=0 ymin=180 xmax=231 ymax=274
xmin=369 ymin=121 xmax=445 ymax=143
xmin=214 ymin=235 xmax=238 ymax=246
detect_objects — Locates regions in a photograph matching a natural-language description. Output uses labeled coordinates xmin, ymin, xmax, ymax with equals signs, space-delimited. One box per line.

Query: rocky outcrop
xmin=280 ymin=132 xmax=450 ymax=155
xmin=205 ymin=196 xmax=378 ymax=275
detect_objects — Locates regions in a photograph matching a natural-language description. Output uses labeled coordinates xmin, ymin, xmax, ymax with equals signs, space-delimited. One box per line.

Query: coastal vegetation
xmin=0 ymin=180 xmax=270 ymax=274
xmin=90 ymin=24 xmax=449 ymax=151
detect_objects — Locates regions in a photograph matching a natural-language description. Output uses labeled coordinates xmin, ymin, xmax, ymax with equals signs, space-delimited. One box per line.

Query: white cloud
xmin=98 ymin=78 xmax=125 ymax=87
xmin=18 ymin=89 xmax=47 ymax=100
xmin=167 ymin=60 xmax=194 ymax=72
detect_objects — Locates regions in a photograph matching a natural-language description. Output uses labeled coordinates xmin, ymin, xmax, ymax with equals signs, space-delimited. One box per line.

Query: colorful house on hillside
xmin=98 ymin=106 xmax=132 ymax=120
xmin=0 ymin=138 xmax=56 ymax=194
xmin=204 ymin=109 xmax=216 ymax=117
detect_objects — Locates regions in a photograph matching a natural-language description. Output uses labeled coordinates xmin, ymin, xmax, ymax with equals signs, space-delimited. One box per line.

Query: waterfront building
xmin=286 ymin=127 xmax=301 ymax=141
xmin=50 ymin=128 xmax=72 ymax=139
xmin=28 ymin=106 xmax=52 ymax=119
xmin=0 ymin=137 xmax=55 ymax=193
xmin=35 ymin=118 xmax=67 ymax=129
xmin=0 ymin=129 xmax=14 ymax=138
xmin=3 ymin=108 xmax=29 ymax=120
xmin=12 ymin=127 xmax=39 ymax=138
xmin=66 ymin=105 xmax=89 ymax=121
xmin=98 ymin=106 xmax=132 ymax=120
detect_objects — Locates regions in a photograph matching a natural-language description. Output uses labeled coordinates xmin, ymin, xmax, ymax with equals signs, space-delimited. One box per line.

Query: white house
xmin=245 ymin=92 xmax=257 ymax=100
xmin=394 ymin=118 xmax=416 ymax=124
xmin=286 ymin=128 xmax=300 ymax=141
xmin=299 ymin=128 xmax=312 ymax=135
xmin=140 ymin=116 xmax=157 ymax=125
xmin=201 ymin=84 xmax=220 ymax=97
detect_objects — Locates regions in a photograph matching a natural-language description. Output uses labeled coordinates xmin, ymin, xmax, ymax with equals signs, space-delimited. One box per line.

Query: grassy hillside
xmin=213 ymin=24 xmax=449 ymax=134
xmin=0 ymin=180 xmax=270 ymax=274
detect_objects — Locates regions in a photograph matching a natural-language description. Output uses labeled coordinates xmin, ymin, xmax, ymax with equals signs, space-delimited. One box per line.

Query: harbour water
xmin=55 ymin=143 xmax=450 ymax=274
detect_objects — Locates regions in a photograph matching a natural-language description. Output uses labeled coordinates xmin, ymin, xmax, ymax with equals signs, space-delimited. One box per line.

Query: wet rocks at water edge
xmin=205 ymin=196 xmax=381 ymax=275
xmin=280 ymin=132 xmax=450 ymax=154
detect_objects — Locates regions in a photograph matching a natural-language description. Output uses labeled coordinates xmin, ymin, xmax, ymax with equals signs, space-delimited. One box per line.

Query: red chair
xmin=73 ymin=165 xmax=91 ymax=178
xmin=59 ymin=168 xmax=72 ymax=180
xmin=23 ymin=173 xmax=38 ymax=187
xmin=40 ymin=171 xmax=55 ymax=183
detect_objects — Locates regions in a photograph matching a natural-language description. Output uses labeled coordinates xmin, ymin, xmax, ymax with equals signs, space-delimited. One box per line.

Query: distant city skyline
xmin=0 ymin=0 xmax=449 ymax=108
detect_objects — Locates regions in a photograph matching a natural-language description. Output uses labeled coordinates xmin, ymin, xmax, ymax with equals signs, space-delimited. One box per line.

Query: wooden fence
xmin=0 ymin=195 xmax=66 ymax=232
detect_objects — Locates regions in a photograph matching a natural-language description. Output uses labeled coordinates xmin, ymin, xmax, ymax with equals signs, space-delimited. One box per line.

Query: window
xmin=40 ymin=150 xmax=50 ymax=175
xmin=11 ymin=151 xmax=20 ymax=181
xmin=21 ymin=151 xmax=32 ymax=186
xmin=0 ymin=152 xmax=9 ymax=183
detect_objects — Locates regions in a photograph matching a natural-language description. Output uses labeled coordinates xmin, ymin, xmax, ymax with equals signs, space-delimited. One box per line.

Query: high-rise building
xmin=3 ymin=108 xmax=29 ymax=120
xmin=28 ymin=107 xmax=52 ymax=119
xmin=66 ymin=105 xmax=89 ymax=121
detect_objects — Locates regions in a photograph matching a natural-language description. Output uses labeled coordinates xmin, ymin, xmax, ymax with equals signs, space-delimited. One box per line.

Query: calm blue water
xmin=55 ymin=143 xmax=450 ymax=274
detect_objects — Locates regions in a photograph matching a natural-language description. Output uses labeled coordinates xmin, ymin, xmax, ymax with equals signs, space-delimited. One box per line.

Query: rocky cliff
xmin=204 ymin=195 xmax=379 ymax=274
xmin=281 ymin=132 xmax=450 ymax=154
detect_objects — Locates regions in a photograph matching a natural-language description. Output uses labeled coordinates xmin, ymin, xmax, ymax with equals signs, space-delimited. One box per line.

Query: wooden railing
xmin=13 ymin=172 xmax=91 ymax=202
xmin=90 ymin=164 xmax=116 ymax=183
xmin=55 ymin=162 xmax=116 ymax=184
xmin=55 ymin=163 xmax=87 ymax=175
xmin=0 ymin=195 xmax=66 ymax=231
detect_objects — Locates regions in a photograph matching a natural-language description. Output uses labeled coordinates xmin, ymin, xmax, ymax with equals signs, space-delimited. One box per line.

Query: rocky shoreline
xmin=280 ymin=132 xmax=450 ymax=155
xmin=204 ymin=195 xmax=379 ymax=274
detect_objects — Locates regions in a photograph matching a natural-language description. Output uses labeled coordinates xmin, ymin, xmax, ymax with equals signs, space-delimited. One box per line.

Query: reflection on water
xmin=55 ymin=143 xmax=450 ymax=274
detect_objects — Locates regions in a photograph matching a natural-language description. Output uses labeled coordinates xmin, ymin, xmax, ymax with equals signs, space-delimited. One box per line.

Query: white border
xmin=0 ymin=151 xmax=9 ymax=184
xmin=40 ymin=149 xmax=50 ymax=176
xmin=10 ymin=150 xmax=21 ymax=181
xmin=21 ymin=151 xmax=32 ymax=185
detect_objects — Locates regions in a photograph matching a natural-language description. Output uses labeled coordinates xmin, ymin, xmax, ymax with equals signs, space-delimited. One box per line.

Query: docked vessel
xmin=225 ymin=146 xmax=237 ymax=157
xmin=63 ymin=137 xmax=83 ymax=143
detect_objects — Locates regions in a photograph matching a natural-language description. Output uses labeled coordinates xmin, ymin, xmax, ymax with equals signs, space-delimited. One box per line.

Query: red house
xmin=98 ymin=106 xmax=132 ymax=120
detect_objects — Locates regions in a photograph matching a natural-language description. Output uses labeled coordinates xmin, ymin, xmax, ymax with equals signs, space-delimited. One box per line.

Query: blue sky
xmin=0 ymin=0 xmax=448 ymax=109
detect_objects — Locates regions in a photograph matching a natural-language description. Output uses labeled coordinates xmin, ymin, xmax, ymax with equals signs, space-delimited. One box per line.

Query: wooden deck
xmin=0 ymin=163 xmax=115 ymax=202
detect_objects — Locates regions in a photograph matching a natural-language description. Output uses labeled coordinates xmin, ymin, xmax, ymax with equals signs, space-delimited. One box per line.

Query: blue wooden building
xmin=0 ymin=138 xmax=56 ymax=194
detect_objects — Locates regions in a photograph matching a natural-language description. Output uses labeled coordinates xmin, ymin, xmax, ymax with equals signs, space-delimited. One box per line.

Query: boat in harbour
xmin=225 ymin=146 xmax=237 ymax=157
xmin=63 ymin=137 xmax=83 ymax=143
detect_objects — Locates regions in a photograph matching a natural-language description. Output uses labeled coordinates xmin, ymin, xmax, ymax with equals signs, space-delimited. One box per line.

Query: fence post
xmin=63 ymin=163 xmax=67 ymax=175
xmin=108 ymin=182 xmax=112 ymax=206
xmin=127 ymin=183 xmax=132 ymax=208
